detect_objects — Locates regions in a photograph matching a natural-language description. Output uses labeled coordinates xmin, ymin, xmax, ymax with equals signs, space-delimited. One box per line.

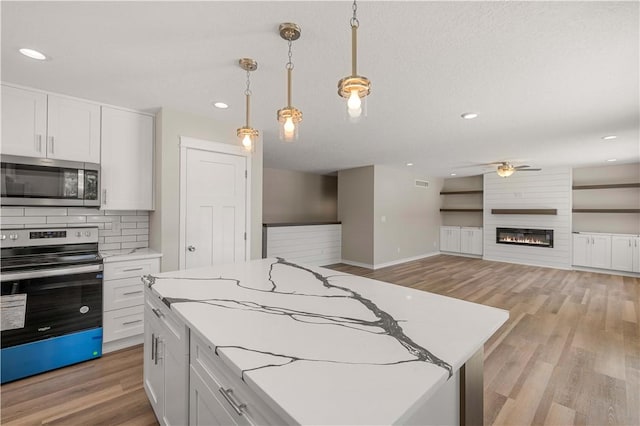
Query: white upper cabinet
xmin=101 ymin=106 xmax=154 ymax=210
xmin=1 ymin=85 xmax=47 ymax=157
xmin=47 ymin=95 xmax=101 ymax=163
xmin=1 ymin=85 xmax=100 ymax=163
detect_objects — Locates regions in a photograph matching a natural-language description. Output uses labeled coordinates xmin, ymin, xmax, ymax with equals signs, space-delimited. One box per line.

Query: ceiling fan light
xmin=496 ymin=165 xmax=515 ymax=177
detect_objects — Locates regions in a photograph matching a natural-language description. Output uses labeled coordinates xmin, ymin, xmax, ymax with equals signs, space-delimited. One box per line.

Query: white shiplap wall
xmin=483 ymin=168 xmax=572 ymax=269
xmin=265 ymin=224 xmax=341 ymax=267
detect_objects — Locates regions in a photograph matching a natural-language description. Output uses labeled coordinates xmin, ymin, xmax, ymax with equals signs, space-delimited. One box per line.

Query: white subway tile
xmin=137 ymin=235 xmax=149 ymax=242
xmin=137 ymin=211 xmax=150 ymax=216
xmin=25 ymin=207 xmax=68 ymax=216
xmin=99 ymin=242 xmax=121 ymax=251
xmin=98 ymin=229 xmax=122 ymax=237
xmin=137 ymin=222 xmax=149 ymax=229
xmin=67 ymin=208 xmax=102 ymax=216
xmin=2 ymin=216 xmax=46 ymax=225
xmin=98 ymin=237 xmax=105 ymax=244
xmin=121 ymin=222 xmax=137 ymax=229
xmin=87 ymin=215 xmax=118 ymax=223
xmin=121 ymin=215 xmax=148 ymax=223
xmin=1 ymin=224 xmax=24 ymax=229
xmin=121 ymin=241 xmax=148 ymax=249
xmin=67 ymin=222 xmax=104 ymax=229
xmin=105 ymin=210 xmax=137 ymax=216
xmin=104 ymin=222 xmax=113 ymax=230
xmin=46 ymin=216 xmax=87 ymax=224
xmin=0 ymin=207 xmax=24 ymax=217
xmin=122 ymin=228 xmax=148 ymax=236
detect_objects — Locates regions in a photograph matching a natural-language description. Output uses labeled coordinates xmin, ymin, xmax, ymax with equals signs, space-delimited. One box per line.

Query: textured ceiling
xmin=2 ymin=1 xmax=638 ymax=177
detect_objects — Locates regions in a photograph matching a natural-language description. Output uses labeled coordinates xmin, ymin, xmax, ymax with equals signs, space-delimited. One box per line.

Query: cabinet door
xmin=469 ymin=229 xmax=483 ymax=255
xmin=449 ymin=227 xmax=461 ymax=253
xmin=634 ymin=238 xmax=640 ymax=273
xmin=163 ymin=341 xmax=188 ymax=426
xmin=1 ymin=85 xmax=47 ymax=157
xmin=460 ymin=230 xmax=470 ymax=254
xmin=590 ymin=235 xmax=612 ymax=269
xmin=440 ymin=227 xmax=450 ymax=252
xmin=47 ymin=95 xmax=101 ymax=163
xmin=143 ymin=307 xmax=164 ymax=421
xmin=572 ymin=234 xmax=591 ymax=267
xmin=611 ymin=236 xmax=634 ymax=272
xmin=101 ymin=107 xmax=154 ymax=210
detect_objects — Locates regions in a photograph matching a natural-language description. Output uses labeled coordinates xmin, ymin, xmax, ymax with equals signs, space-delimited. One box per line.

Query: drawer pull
xmin=152 ymin=308 xmax=164 ymax=318
xmin=123 ymin=267 xmax=144 ymax=272
xmin=154 ymin=336 xmax=160 ymax=365
xmin=219 ymin=387 xmax=247 ymax=415
xmin=123 ymin=290 xmax=143 ymax=296
xmin=123 ymin=319 xmax=142 ymax=326
xmin=151 ymin=333 xmax=155 ymax=361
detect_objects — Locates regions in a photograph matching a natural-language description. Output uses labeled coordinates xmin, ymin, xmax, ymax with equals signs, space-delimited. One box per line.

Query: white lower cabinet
xmin=103 ymin=256 xmax=161 ymax=353
xmin=189 ymin=332 xmax=286 ymax=426
xmin=611 ymin=235 xmax=640 ymax=273
xmin=144 ymin=286 xmax=189 ymax=426
xmin=572 ymin=233 xmax=613 ymax=270
xmin=440 ymin=226 xmax=483 ymax=255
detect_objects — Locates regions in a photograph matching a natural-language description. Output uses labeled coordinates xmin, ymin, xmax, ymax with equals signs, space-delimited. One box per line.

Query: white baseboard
xmin=572 ymin=265 xmax=640 ymax=278
xmin=439 ymin=251 xmax=483 ymax=259
xmin=341 ymin=252 xmax=440 ymax=270
xmin=102 ymin=334 xmax=143 ymax=354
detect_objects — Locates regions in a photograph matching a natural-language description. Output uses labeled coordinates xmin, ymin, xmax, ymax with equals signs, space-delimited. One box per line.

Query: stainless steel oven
xmin=1 ymin=155 xmax=100 ymax=206
xmin=0 ymin=227 xmax=103 ymax=383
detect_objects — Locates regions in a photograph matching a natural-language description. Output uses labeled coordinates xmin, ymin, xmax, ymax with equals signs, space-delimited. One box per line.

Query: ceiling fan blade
xmin=517 ymin=168 xmax=542 ymax=171
xmin=514 ymin=165 xmax=530 ymax=169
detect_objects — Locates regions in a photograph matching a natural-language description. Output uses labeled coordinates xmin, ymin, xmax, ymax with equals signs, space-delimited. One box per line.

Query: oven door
xmin=1 ymin=264 xmax=103 ymax=349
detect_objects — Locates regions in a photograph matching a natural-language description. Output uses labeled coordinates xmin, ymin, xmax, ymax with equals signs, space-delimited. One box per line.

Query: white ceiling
xmin=2 ymin=1 xmax=638 ymax=177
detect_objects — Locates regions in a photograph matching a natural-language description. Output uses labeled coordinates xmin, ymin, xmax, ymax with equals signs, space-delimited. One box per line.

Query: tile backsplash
xmin=0 ymin=207 xmax=149 ymax=252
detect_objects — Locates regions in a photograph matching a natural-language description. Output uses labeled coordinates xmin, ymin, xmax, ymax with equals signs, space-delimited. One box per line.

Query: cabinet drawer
xmin=104 ymin=277 xmax=144 ymax=311
xmin=190 ymin=365 xmax=249 ymax=426
xmin=190 ymin=332 xmax=286 ymax=426
xmin=103 ymin=305 xmax=144 ymax=343
xmin=104 ymin=257 xmax=160 ymax=281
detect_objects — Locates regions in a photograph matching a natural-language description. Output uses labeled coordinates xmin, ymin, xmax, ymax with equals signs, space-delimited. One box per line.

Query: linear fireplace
xmin=496 ymin=227 xmax=554 ymax=248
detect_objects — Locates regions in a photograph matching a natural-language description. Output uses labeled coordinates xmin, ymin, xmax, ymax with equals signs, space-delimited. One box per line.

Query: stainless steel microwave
xmin=1 ymin=155 xmax=100 ymax=206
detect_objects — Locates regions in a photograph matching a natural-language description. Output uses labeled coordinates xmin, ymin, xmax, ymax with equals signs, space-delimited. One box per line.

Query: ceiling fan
xmin=491 ymin=162 xmax=542 ymax=177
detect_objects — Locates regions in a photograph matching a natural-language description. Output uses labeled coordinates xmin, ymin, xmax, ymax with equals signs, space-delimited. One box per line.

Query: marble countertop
xmin=100 ymin=247 xmax=162 ymax=263
xmin=146 ymin=258 xmax=508 ymax=425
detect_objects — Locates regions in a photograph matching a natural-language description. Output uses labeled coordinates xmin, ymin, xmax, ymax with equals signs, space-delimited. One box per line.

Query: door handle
xmin=187 ymin=245 xmax=196 ymax=252
xmin=151 ymin=333 xmax=155 ymax=361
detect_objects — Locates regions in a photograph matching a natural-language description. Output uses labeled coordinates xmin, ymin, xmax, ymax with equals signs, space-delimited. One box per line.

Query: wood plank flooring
xmin=2 ymin=254 xmax=638 ymax=425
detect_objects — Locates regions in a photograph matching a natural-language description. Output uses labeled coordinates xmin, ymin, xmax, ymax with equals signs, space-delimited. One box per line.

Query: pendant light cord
xmin=286 ymin=39 xmax=294 ymax=107
xmin=351 ymin=0 xmax=359 ymax=76
xmin=245 ymin=69 xmax=252 ymax=126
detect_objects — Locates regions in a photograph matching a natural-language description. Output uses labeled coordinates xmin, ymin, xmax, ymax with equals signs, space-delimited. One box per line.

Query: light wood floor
xmin=2 ymin=254 xmax=638 ymax=425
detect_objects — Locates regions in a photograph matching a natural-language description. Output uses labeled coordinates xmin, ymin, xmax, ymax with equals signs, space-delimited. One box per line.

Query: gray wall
xmin=263 ymin=168 xmax=337 ymax=223
xmin=573 ymin=162 xmax=640 ymax=234
xmin=374 ymin=166 xmax=443 ymax=265
xmin=440 ymin=175 xmax=484 ymax=227
xmin=337 ymin=166 xmax=374 ymax=265
xmin=150 ymin=107 xmax=263 ymax=272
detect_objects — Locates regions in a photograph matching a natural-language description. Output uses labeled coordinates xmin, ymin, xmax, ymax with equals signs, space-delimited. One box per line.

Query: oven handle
xmin=1 ymin=264 xmax=104 ymax=282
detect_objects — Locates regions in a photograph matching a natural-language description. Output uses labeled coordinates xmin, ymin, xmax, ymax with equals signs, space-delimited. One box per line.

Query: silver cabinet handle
xmin=630 ymin=240 xmax=632 ymax=247
xmin=154 ymin=336 xmax=160 ymax=365
xmin=123 ymin=290 xmax=143 ymax=296
xmin=218 ymin=388 xmax=247 ymax=415
xmin=152 ymin=308 xmax=164 ymax=318
xmin=151 ymin=333 xmax=155 ymax=361
xmin=187 ymin=245 xmax=196 ymax=252
xmin=102 ymin=189 xmax=107 ymax=205
xmin=123 ymin=319 xmax=142 ymax=326
xmin=35 ymin=134 xmax=43 ymax=153
xmin=48 ymin=136 xmax=55 ymax=154
xmin=123 ymin=267 xmax=144 ymax=272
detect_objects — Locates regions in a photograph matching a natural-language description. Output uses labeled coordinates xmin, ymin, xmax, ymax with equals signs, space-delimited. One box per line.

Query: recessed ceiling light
xmin=213 ymin=102 xmax=229 ymax=109
xmin=461 ymin=112 xmax=478 ymax=120
xmin=406 ymin=162 xmax=414 ymax=166
xmin=450 ymin=173 xmax=457 ymax=176
xmin=607 ymin=158 xmax=617 ymax=162
xmin=602 ymin=135 xmax=617 ymax=140
xmin=19 ymin=48 xmax=47 ymax=60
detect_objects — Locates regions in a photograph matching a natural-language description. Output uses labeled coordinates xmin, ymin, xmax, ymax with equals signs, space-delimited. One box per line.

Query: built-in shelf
xmin=440 ymin=208 xmax=483 ymax=212
xmin=572 ymin=209 xmax=640 ymax=213
xmin=572 ymin=183 xmax=640 ymax=190
xmin=491 ymin=209 xmax=558 ymax=215
xmin=439 ymin=190 xmax=484 ymax=195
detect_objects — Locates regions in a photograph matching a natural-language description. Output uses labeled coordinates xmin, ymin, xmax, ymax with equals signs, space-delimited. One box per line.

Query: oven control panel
xmin=0 ymin=227 xmax=99 ymax=248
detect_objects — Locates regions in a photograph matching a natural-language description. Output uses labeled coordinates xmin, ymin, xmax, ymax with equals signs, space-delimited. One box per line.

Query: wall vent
xmin=415 ymin=180 xmax=429 ymax=188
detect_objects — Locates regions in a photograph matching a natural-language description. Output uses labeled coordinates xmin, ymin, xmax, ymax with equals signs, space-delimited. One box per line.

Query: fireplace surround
xmin=496 ymin=227 xmax=554 ymax=248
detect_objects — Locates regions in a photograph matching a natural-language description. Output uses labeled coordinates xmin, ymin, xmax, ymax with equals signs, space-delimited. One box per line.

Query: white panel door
xmin=47 ymin=95 xmax=101 ymax=163
xmin=1 ymin=85 xmax=47 ymax=157
xmin=590 ymin=234 xmax=612 ymax=269
xmin=185 ymin=149 xmax=246 ymax=269
xmin=572 ymin=234 xmax=590 ymax=267
xmin=611 ymin=236 xmax=634 ymax=272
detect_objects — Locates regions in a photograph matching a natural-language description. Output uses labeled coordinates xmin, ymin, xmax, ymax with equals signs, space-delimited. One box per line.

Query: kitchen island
xmin=143 ymin=258 xmax=508 ymax=425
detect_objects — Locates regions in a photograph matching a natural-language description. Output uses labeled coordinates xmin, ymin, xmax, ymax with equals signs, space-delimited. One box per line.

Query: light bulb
xmin=347 ymin=90 xmax=361 ymax=111
xmin=283 ymin=117 xmax=295 ymax=136
xmin=242 ymin=134 xmax=252 ymax=149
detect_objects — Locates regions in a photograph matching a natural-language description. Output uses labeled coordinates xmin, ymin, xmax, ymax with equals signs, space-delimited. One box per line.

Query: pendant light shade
xmin=277 ymin=23 xmax=302 ymax=143
xmin=338 ymin=0 xmax=371 ymax=121
xmin=237 ymin=58 xmax=259 ymax=152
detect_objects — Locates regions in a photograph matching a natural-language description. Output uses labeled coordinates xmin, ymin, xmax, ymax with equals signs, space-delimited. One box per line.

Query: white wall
xmin=337 ymin=166 xmax=375 ymax=265
xmin=483 ymin=168 xmax=572 ymax=269
xmin=150 ymin=107 xmax=262 ymax=272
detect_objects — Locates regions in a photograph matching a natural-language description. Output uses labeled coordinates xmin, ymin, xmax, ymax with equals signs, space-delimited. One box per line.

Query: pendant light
xmin=338 ymin=0 xmax=371 ymax=121
xmin=237 ymin=58 xmax=259 ymax=152
xmin=277 ymin=23 xmax=302 ymax=142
